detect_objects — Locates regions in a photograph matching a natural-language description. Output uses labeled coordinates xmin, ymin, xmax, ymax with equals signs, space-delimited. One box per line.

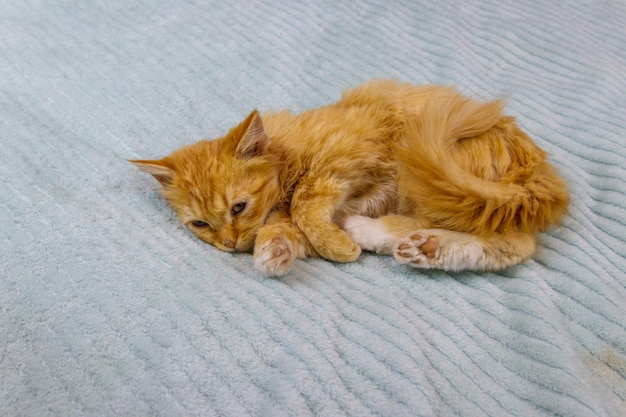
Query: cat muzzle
xmin=223 ymin=239 xmax=236 ymax=249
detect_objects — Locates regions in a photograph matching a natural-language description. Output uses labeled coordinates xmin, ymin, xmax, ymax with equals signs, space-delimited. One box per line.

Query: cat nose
xmin=223 ymin=239 xmax=236 ymax=249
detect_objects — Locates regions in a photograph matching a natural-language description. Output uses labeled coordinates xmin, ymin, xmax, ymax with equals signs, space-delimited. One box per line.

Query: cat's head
xmin=131 ymin=110 xmax=284 ymax=253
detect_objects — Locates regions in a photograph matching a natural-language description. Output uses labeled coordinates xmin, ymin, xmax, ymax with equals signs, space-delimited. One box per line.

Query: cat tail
xmin=396 ymin=93 xmax=569 ymax=235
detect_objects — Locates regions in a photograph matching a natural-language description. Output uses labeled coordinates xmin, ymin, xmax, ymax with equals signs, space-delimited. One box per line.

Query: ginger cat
xmin=131 ymin=80 xmax=569 ymax=277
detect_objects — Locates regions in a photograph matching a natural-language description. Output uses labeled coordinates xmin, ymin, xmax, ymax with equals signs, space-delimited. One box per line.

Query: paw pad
xmin=393 ymin=233 xmax=440 ymax=267
xmin=420 ymin=237 xmax=438 ymax=259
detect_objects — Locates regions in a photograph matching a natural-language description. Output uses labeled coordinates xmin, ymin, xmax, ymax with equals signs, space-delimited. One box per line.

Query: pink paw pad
xmin=394 ymin=234 xmax=440 ymax=267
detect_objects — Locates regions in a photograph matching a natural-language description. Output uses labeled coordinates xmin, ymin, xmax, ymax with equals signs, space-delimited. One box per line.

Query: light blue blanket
xmin=2 ymin=1 xmax=625 ymax=416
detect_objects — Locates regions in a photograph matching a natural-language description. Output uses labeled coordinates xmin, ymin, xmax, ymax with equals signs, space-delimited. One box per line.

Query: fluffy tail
xmin=396 ymin=93 xmax=569 ymax=235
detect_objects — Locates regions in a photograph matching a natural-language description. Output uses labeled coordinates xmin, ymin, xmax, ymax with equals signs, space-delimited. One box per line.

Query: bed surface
xmin=2 ymin=1 xmax=625 ymax=416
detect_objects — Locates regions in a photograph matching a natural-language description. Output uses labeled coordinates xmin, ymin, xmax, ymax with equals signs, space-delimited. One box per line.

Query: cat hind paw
xmin=393 ymin=233 xmax=440 ymax=268
xmin=254 ymin=236 xmax=296 ymax=277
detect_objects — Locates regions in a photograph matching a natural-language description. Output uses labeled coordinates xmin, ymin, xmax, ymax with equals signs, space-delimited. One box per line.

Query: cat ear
xmin=235 ymin=110 xmax=269 ymax=159
xmin=129 ymin=159 xmax=175 ymax=186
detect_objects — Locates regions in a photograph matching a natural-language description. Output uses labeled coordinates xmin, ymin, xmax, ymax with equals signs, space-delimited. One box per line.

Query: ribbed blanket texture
xmin=1 ymin=1 xmax=625 ymax=416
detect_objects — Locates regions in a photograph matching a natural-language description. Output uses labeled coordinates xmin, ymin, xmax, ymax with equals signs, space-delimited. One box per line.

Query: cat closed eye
xmin=232 ymin=202 xmax=246 ymax=215
xmin=191 ymin=220 xmax=211 ymax=228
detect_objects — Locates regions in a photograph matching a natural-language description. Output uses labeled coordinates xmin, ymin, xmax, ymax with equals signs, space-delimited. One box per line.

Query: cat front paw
xmin=393 ymin=233 xmax=440 ymax=268
xmin=254 ymin=236 xmax=296 ymax=277
xmin=314 ymin=231 xmax=361 ymax=263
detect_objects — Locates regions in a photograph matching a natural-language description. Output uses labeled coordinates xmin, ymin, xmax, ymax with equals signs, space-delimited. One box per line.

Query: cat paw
xmin=333 ymin=241 xmax=362 ymax=263
xmin=254 ymin=236 xmax=296 ymax=277
xmin=316 ymin=233 xmax=361 ymax=263
xmin=393 ymin=233 xmax=440 ymax=268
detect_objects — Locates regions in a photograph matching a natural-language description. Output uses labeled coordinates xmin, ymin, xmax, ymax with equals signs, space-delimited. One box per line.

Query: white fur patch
xmin=343 ymin=215 xmax=397 ymax=254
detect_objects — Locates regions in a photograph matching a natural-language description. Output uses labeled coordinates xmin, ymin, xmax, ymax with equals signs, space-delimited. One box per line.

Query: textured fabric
xmin=1 ymin=1 xmax=625 ymax=416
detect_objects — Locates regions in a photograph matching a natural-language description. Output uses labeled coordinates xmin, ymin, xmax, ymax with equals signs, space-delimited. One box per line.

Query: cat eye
xmin=191 ymin=220 xmax=210 ymax=228
xmin=232 ymin=201 xmax=246 ymax=215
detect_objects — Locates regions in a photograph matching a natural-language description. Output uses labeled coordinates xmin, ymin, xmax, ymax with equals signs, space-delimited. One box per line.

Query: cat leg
xmin=393 ymin=229 xmax=537 ymax=271
xmin=291 ymin=183 xmax=361 ymax=263
xmin=344 ymin=215 xmax=537 ymax=272
xmin=343 ymin=214 xmax=427 ymax=254
xmin=254 ymin=213 xmax=315 ymax=277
